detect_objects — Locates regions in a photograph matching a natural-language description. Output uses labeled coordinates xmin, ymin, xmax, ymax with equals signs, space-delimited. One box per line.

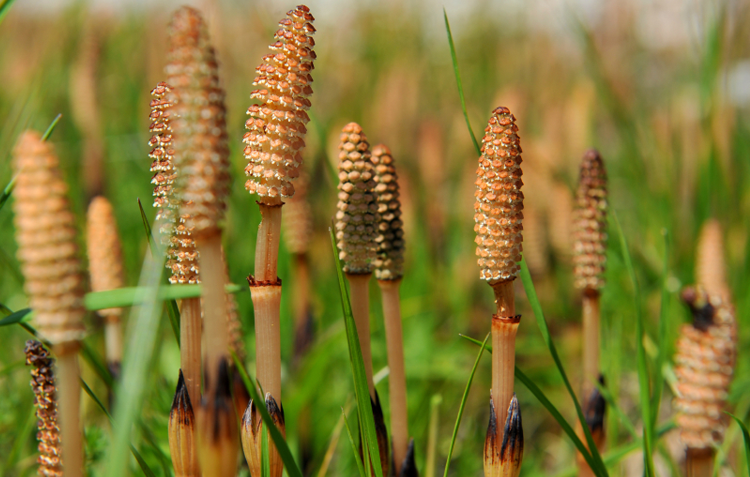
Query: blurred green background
xmin=1 ymin=0 xmax=750 ymax=476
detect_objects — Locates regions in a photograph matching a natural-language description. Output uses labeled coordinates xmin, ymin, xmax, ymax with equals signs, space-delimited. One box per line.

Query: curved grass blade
xmin=316 ymin=406 xmax=348 ymax=477
xmin=651 ymin=229 xmax=670 ymax=425
xmin=232 ymin=350 xmax=305 ymax=477
xmin=329 ymin=227 xmax=384 ymax=477
xmin=80 ymin=378 xmax=157 ymax=477
xmin=442 ymin=332 xmax=490 ymax=477
xmin=0 ymin=0 xmax=18 ymax=24
xmin=727 ymin=413 xmax=750 ymax=477
xmin=519 ymin=258 xmax=609 ymax=477
xmin=41 ymin=113 xmax=62 ymax=141
xmin=80 ymin=340 xmax=114 ymax=388
xmin=443 ymin=9 xmax=481 ymax=157
xmin=612 ymin=212 xmax=654 ymax=477
xmin=85 ymin=283 xmax=242 ymax=310
xmin=0 ymin=174 xmax=17 ymax=212
xmin=458 ymin=334 xmax=600 ymax=473
xmin=343 ymin=409 xmax=368 ymax=477
xmin=0 ymin=308 xmax=31 ymax=327
xmin=138 ymin=197 xmax=181 ymax=344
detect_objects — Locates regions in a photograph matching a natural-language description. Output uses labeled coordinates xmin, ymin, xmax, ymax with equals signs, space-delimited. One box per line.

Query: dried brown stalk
xmin=25 ymin=340 xmax=64 ymax=477
xmin=474 ymin=107 xmax=524 ymax=477
xmin=86 ymin=196 xmax=125 ymax=378
xmin=674 ymin=287 xmax=736 ymax=477
xmin=149 ymin=81 xmax=203 ymax=407
xmin=12 ymin=131 xmax=86 ymax=477
xmin=372 ymin=144 xmax=412 ymax=475
xmin=169 ymin=371 xmax=200 ymax=477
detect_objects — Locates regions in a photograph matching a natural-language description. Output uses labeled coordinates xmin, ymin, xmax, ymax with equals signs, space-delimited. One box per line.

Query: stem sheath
xmin=181 ymin=297 xmax=202 ymax=406
xmin=249 ymin=282 xmax=283 ymax=401
xmin=490 ymin=279 xmax=518 ymax=424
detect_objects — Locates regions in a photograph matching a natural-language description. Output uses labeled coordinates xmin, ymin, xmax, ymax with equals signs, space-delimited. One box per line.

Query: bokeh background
xmin=1 ymin=0 xmax=750 ymax=476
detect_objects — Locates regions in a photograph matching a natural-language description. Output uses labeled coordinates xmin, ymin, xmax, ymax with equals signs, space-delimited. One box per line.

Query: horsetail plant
xmin=335 ymin=122 xmax=389 ymax=476
xmin=474 ymin=106 xmax=524 ymax=477
xmin=572 ymin=149 xmax=607 ymax=476
xmin=86 ymin=196 xmax=125 ymax=380
xmin=242 ymin=6 xmax=315 ymax=477
xmin=169 ymin=371 xmax=200 ymax=477
xmin=25 ymin=340 xmax=63 ymax=476
xmin=674 ymin=286 xmax=737 ymax=477
xmin=13 ymin=131 xmax=87 ymax=477
xmin=695 ymin=219 xmax=730 ymax=300
xmin=371 ymin=144 xmax=415 ymax=477
xmin=165 ymin=6 xmax=235 ymax=476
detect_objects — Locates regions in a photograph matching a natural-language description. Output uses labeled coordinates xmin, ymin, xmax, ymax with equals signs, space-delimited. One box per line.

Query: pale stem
xmin=582 ymin=290 xmax=601 ymax=401
xmin=197 ymin=233 xmax=229 ymax=389
xmin=346 ymin=273 xmax=375 ymax=398
xmin=181 ymin=297 xmax=203 ymax=406
xmin=250 ymin=284 xmax=282 ymax=401
xmin=490 ymin=279 xmax=518 ymax=431
xmin=103 ymin=314 xmax=122 ymax=370
xmin=378 ymin=279 xmax=409 ymax=470
xmin=57 ymin=350 xmax=83 ymax=477
xmin=255 ymin=204 xmax=283 ymax=282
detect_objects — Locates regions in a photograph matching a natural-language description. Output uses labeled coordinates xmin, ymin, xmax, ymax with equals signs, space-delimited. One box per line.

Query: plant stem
xmin=181 ymin=297 xmax=202 ymax=406
xmin=347 ymin=272 xmax=375 ymax=399
xmin=103 ymin=317 xmax=122 ymax=377
xmin=57 ymin=349 xmax=83 ymax=477
xmin=582 ymin=289 xmax=600 ymax=400
xmin=196 ymin=233 xmax=229 ymax=390
xmin=249 ymin=282 xmax=282 ymax=401
xmin=490 ymin=279 xmax=518 ymax=421
xmin=255 ymin=203 xmax=283 ymax=282
xmin=686 ymin=448 xmax=714 ymax=477
xmin=292 ymin=252 xmax=312 ymax=355
xmin=378 ymin=279 xmax=409 ymax=471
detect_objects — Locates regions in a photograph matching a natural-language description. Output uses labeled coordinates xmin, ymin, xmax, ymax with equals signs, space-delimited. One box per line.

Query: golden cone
xmin=244 ymin=5 xmax=316 ymax=203
xmin=474 ymin=107 xmax=524 ymax=283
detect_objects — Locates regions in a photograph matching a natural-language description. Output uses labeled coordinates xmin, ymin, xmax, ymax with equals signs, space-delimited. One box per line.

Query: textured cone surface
xmin=12 ymin=131 xmax=86 ymax=345
xmin=244 ymin=5 xmax=316 ymax=201
xmin=281 ymin=173 xmax=313 ymax=254
xmin=86 ymin=196 xmax=125 ymax=318
xmin=674 ymin=286 xmax=736 ymax=449
xmin=169 ymin=370 xmax=199 ymax=476
xmin=484 ymin=393 xmax=523 ymax=477
xmin=149 ymin=82 xmax=200 ymax=284
xmin=25 ymin=340 xmax=63 ymax=477
xmin=474 ymin=107 xmax=524 ymax=282
xmin=573 ymin=149 xmax=607 ymax=290
xmin=335 ymin=123 xmax=378 ymax=274
xmin=166 ymin=7 xmax=231 ymax=236
xmin=695 ymin=219 xmax=729 ymax=299
xmin=371 ymin=145 xmax=405 ymax=280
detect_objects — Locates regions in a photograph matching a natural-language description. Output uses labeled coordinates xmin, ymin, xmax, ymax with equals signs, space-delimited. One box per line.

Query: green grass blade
xmin=0 ymin=308 xmax=31 ymax=327
xmin=343 ymin=409 xmax=368 ymax=477
xmin=0 ymin=0 xmax=18 ymax=24
xmin=519 ymin=257 xmax=609 ymax=477
xmin=138 ymin=197 xmax=181 ymax=344
xmin=443 ymin=8 xmax=481 ymax=157
xmin=457 ymin=334 xmax=599 ymax=472
xmin=651 ymin=229 xmax=670 ymax=426
xmin=104 ymin=242 xmax=167 ymax=477
xmin=80 ymin=340 xmax=114 ymax=388
xmin=727 ymin=413 xmax=750 ymax=477
xmin=426 ymin=394 xmax=442 ymax=477
xmin=329 ymin=227 xmax=384 ymax=477
xmin=442 ymin=332 xmax=490 ymax=477
xmin=41 ymin=113 xmax=62 ymax=141
xmin=2 ymin=405 xmax=35 ymax=473
xmin=612 ymin=212 xmax=654 ymax=477
xmin=0 ymin=174 xmax=17 ymax=212
xmin=84 ymin=283 xmax=241 ymax=310
xmin=80 ymin=378 xmax=157 ymax=477
xmin=232 ymin=350 xmax=305 ymax=477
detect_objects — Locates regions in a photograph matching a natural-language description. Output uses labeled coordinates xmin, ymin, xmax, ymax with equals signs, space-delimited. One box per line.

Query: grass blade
xmin=329 ymin=226 xmax=384 ymax=477
xmin=138 ymin=197 xmax=181 ymax=344
xmin=80 ymin=341 xmax=114 ymax=389
xmin=612 ymin=212 xmax=654 ymax=477
xmin=342 ymin=409 xmax=368 ymax=477
xmin=232 ymin=350 xmax=305 ymax=477
xmin=443 ymin=8 xmax=481 ymax=157
xmin=0 ymin=0 xmax=18 ymax=24
xmin=651 ymin=229 xmax=670 ymax=426
xmin=426 ymin=394 xmax=442 ymax=477
xmin=519 ymin=257 xmax=609 ymax=477
xmin=84 ymin=283 xmax=242 ymax=310
xmin=0 ymin=308 xmax=31 ymax=327
xmin=442 ymin=332 xmax=490 ymax=477
xmin=728 ymin=413 xmax=750 ymax=477
xmin=79 ymin=378 xmax=157 ymax=477
xmin=0 ymin=174 xmax=17 ymax=212
xmin=41 ymin=113 xmax=62 ymax=141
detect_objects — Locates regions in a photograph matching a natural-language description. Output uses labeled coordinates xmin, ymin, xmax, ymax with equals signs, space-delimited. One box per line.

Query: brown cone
xmin=573 ymin=149 xmax=607 ymax=291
